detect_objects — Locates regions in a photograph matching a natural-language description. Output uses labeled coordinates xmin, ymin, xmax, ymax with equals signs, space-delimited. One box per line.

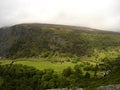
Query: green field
xmin=15 ymin=61 xmax=78 ymax=72
xmin=0 ymin=60 xmax=81 ymax=73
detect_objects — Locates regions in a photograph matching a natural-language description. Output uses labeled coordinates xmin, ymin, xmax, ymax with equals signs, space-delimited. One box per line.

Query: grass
xmin=0 ymin=56 xmax=106 ymax=77
xmin=0 ymin=59 xmax=81 ymax=73
xmin=0 ymin=58 xmax=103 ymax=76
xmin=15 ymin=61 xmax=78 ymax=72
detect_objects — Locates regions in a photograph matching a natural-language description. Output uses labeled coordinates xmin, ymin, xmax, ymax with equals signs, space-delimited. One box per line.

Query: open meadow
xmin=0 ymin=58 xmax=81 ymax=73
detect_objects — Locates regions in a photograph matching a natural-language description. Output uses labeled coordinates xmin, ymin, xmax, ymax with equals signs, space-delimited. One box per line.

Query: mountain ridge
xmin=0 ymin=23 xmax=120 ymax=58
xmin=1 ymin=23 xmax=120 ymax=34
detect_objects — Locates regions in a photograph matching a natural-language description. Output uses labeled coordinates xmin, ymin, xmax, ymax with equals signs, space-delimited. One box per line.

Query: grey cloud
xmin=0 ymin=0 xmax=120 ymax=32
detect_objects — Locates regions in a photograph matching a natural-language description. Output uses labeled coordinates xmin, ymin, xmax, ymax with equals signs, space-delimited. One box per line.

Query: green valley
xmin=0 ymin=23 xmax=120 ymax=90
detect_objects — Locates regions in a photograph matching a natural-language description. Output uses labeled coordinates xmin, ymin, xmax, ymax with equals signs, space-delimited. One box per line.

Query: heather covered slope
xmin=0 ymin=23 xmax=120 ymax=58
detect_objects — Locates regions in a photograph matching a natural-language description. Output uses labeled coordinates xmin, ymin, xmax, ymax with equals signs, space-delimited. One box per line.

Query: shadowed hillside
xmin=0 ymin=23 xmax=120 ymax=58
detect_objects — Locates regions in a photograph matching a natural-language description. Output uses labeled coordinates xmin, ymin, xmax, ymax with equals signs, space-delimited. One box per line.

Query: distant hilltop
xmin=0 ymin=23 xmax=120 ymax=58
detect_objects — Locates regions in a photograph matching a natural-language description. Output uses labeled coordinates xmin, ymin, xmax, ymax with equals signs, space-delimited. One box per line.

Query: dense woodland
xmin=0 ymin=23 xmax=120 ymax=90
xmin=0 ymin=57 xmax=120 ymax=90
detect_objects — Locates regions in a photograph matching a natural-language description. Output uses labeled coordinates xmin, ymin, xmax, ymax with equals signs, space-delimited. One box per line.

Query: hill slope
xmin=0 ymin=23 xmax=120 ymax=58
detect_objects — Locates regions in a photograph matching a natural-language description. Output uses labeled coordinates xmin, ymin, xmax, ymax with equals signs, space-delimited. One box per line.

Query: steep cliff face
xmin=0 ymin=27 xmax=12 ymax=56
xmin=96 ymin=84 xmax=120 ymax=90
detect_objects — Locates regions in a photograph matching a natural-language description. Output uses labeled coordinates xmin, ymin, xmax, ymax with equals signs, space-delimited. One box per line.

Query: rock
xmin=46 ymin=88 xmax=68 ymax=90
xmin=96 ymin=84 xmax=120 ymax=90
xmin=70 ymin=88 xmax=83 ymax=90
xmin=46 ymin=88 xmax=83 ymax=90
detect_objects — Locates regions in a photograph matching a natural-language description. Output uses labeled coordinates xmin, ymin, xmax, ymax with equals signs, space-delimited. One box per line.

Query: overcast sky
xmin=0 ymin=0 xmax=120 ymax=31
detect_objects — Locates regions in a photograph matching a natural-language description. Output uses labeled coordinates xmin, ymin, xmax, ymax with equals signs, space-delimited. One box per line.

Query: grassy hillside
xmin=0 ymin=23 xmax=120 ymax=59
xmin=0 ymin=23 xmax=120 ymax=89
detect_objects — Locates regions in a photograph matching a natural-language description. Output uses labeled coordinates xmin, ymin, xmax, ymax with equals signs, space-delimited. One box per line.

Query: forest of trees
xmin=0 ymin=56 xmax=120 ymax=90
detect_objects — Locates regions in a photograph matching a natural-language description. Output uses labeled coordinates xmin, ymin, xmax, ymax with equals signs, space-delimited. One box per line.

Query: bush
xmin=83 ymin=65 xmax=94 ymax=71
xmin=74 ymin=64 xmax=83 ymax=78
xmin=62 ymin=67 xmax=73 ymax=77
xmin=84 ymin=72 xmax=90 ymax=78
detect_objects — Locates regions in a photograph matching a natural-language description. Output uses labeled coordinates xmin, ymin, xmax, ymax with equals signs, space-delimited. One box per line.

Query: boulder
xmin=96 ymin=84 xmax=120 ymax=90
xmin=46 ymin=88 xmax=83 ymax=90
